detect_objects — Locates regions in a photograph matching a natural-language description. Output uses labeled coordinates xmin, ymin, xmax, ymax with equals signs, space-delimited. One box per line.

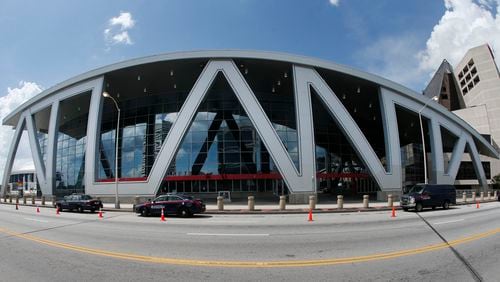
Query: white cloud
xmin=358 ymin=0 xmax=500 ymax=91
xmin=418 ymin=0 xmax=500 ymax=73
xmin=0 ymin=81 xmax=43 ymax=181
xmin=104 ymin=12 xmax=135 ymax=46
xmin=329 ymin=0 xmax=340 ymax=6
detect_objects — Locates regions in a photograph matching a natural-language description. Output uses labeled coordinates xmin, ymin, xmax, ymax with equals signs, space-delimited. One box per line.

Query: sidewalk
xmin=2 ymin=197 xmax=497 ymax=214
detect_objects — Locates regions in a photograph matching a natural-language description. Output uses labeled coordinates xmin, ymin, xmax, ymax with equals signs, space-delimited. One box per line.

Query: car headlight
xmin=410 ymin=197 xmax=415 ymax=204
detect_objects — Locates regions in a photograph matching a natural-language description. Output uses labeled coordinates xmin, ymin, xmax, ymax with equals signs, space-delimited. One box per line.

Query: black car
xmin=135 ymin=194 xmax=205 ymax=217
xmin=55 ymin=194 xmax=103 ymax=213
xmin=401 ymin=184 xmax=456 ymax=212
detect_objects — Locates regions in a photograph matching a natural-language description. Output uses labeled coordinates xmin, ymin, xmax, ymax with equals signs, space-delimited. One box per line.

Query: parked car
xmin=400 ymin=184 xmax=456 ymax=212
xmin=135 ymin=194 xmax=205 ymax=217
xmin=55 ymin=194 xmax=103 ymax=213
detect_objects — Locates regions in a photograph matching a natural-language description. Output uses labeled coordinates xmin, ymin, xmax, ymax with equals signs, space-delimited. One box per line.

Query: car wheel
xmin=415 ymin=203 xmax=423 ymax=212
xmin=178 ymin=207 xmax=191 ymax=218
xmin=403 ymin=208 xmax=409 ymax=212
xmin=443 ymin=201 xmax=450 ymax=210
xmin=90 ymin=208 xmax=95 ymax=213
xmin=140 ymin=208 xmax=150 ymax=217
xmin=431 ymin=206 xmax=436 ymax=210
xmin=57 ymin=204 xmax=63 ymax=212
xmin=78 ymin=206 xmax=84 ymax=213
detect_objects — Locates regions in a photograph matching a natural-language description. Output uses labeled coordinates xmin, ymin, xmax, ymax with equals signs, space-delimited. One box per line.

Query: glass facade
xmin=55 ymin=92 xmax=90 ymax=196
xmin=99 ymin=59 xmax=207 ymax=181
xmin=161 ymin=72 xmax=282 ymax=194
xmin=98 ymin=59 xmax=386 ymax=196
xmin=33 ymin=106 xmax=51 ymax=167
xmin=311 ymin=88 xmax=379 ymax=196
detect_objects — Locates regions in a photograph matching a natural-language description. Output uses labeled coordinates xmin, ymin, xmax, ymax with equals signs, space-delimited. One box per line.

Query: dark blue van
xmin=401 ymin=184 xmax=456 ymax=212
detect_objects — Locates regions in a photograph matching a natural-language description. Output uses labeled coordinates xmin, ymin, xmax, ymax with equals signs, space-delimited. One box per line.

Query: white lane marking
xmin=23 ymin=218 xmax=49 ymax=223
xmin=187 ymin=233 xmax=269 ymax=237
xmin=433 ymin=219 xmax=464 ymax=225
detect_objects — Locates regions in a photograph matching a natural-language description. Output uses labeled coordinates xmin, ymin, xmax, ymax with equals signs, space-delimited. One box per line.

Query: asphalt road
xmin=0 ymin=202 xmax=499 ymax=281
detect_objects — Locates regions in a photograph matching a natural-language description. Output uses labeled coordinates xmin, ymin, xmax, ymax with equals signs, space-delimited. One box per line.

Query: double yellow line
xmin=0 ymin=227 xmax=499 ymax=268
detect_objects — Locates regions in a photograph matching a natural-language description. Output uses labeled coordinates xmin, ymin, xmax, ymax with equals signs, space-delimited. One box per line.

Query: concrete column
xmin=472 ymin=192 xmax=476 ymax=203
xmin=494 ymin=190 xmax=498 ymax=199
xmin=487 ymin=191 xmax=491 ymax=200
xmin=387 ymin=194 xmax=393 ymax=207
xmin=217 ymin=196 xmax=224 ymax=211
xmin=337 ymin=195 xmax=344 ymax=209
xmin=31 ymin=195 xmax=35 ymax=205
xmin=248 ymin=196 xmax=255 ymax=211
xmin=41 ymin=195 xmax=45 ymax=206
xmin=363 ymin=195 xmax=369 ymax=208
xmin=279 ymin=196 xmax=286 ymax=211
xmin=23 ymin=196 xmax=26 ymax=205
xmin=462 ymin=192 xmax=467 ymax=203
xmin=480 ymin=192 xmax=484 ymax=201
xmin=51 ymin=196 xmax=56 ymax=207
xmin=9 ymin=195 xmax=12 ymax=203
xmin=3 ymin=195 xmax=6 ymax=203
xmin=309 ymin=195 xmax=316 ymax=210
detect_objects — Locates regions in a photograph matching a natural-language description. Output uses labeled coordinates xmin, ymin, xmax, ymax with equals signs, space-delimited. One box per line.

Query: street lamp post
xmin=418 ymin=96 xmax=438 ymax=185
xmin=102 ymin=92 xmax=121 ymax=209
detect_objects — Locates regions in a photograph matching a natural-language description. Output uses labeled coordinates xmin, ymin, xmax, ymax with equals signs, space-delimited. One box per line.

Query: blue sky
xmin=0 ymin=0 xmax=446 ymax=94
xmin=1 ymin=0 xmax=500 ymax=172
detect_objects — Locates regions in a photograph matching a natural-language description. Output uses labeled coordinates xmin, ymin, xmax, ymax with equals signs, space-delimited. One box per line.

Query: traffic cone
xmin=308 ymin=209 xmax=313 ymax=222
xmin=98 ymin=208 xmax=103 ymax=219
xmin=476 ymin=201 xmax=480 ymax=209
xmin=36 ymin=206 xmax=40 ymax=213
xmin=160 ymin=208 xmax=166 ymax=222
xmin=391 ymin=206 xmax=396 ymax=218
xmin=56 ymin=206 xmax=60 ymax=215
xmin=15 ymin=203 xmax=18 ymax=210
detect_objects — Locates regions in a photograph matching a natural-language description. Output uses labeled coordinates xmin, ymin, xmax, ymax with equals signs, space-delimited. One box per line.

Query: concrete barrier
xmin=472 ymin=192 xmax=476 ymax=203
xmin=487 ymin=191 xmax=491 ymax=200
xmin=495 ymin=190 xmax=498 ymax=199
xmin=337 ymin=195 xmax=344 ymax=209
xmin=23 ymin=196 xmax=26 ymax=205
xmin=480 ymin=191 xmax=484 ymax=201
xmin=9 ymin=195 xmax=12 ymax=203
xmin=217 ymin=196 xmax=224 ymax=211
xmin=462 ymin=192 xmax=467 ymax=203
xmin=279 ymin=196 xmax=286 ymax=211
xmin=31 ymin=195 xmax=35 ymax=205
xmin=363 ymin=195 xmax=369 ymax=208
xmin=248 ymin=196 xmax=255 ymax=211
xmin=387 ymin=194 xmax=393 ymax=207
xmin=41 ymin=195 xmax=45 ymax=206
xmin=309 ymin=195 xmax=316 ymax=210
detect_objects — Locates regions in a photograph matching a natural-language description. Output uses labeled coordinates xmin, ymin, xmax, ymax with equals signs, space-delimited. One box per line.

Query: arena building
xmin=1 ymin=51 xmax=497 ymax=204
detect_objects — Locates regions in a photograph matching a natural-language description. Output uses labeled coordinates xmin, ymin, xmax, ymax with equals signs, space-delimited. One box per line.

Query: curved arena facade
xmin=2 ymin=51 xmax=498 ymax=202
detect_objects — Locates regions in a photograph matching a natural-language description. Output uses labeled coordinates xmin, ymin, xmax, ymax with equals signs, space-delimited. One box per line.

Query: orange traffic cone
xmin=98 ymin=208 xmax=103 ymax=219
xmin=36 ymin=206 xmax=40 ymax=213
xmin=476 ymin=201 xmax=480 ymax=209
xmin=391 ymin=206 xmax=396 ymax=218
xmin=160 ymin=208 xmax=166 ymax=221
xmin=56 ymin=206 xmax=60 ymax=215
xmin=308 ymin=209 xmax=313 ymax=222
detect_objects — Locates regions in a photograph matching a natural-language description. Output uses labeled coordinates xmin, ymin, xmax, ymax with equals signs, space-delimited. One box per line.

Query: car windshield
xmin=80 ymin=195 xmax=92 ymax=200
xmin=408 ymin=185 xmax=425 ymax=194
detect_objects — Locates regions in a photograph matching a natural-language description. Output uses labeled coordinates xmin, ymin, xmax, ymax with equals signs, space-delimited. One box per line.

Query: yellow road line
xmin=0 ymin=227 xmax=498 ymax=268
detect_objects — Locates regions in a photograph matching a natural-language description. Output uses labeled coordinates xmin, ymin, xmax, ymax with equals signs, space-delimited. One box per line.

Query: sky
xmin=1 ymin=0 xmax=500 ymax=177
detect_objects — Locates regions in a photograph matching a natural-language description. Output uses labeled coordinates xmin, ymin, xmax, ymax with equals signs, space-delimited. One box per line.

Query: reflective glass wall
xmin=55 ymin=92 xmax=90 ymax=196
